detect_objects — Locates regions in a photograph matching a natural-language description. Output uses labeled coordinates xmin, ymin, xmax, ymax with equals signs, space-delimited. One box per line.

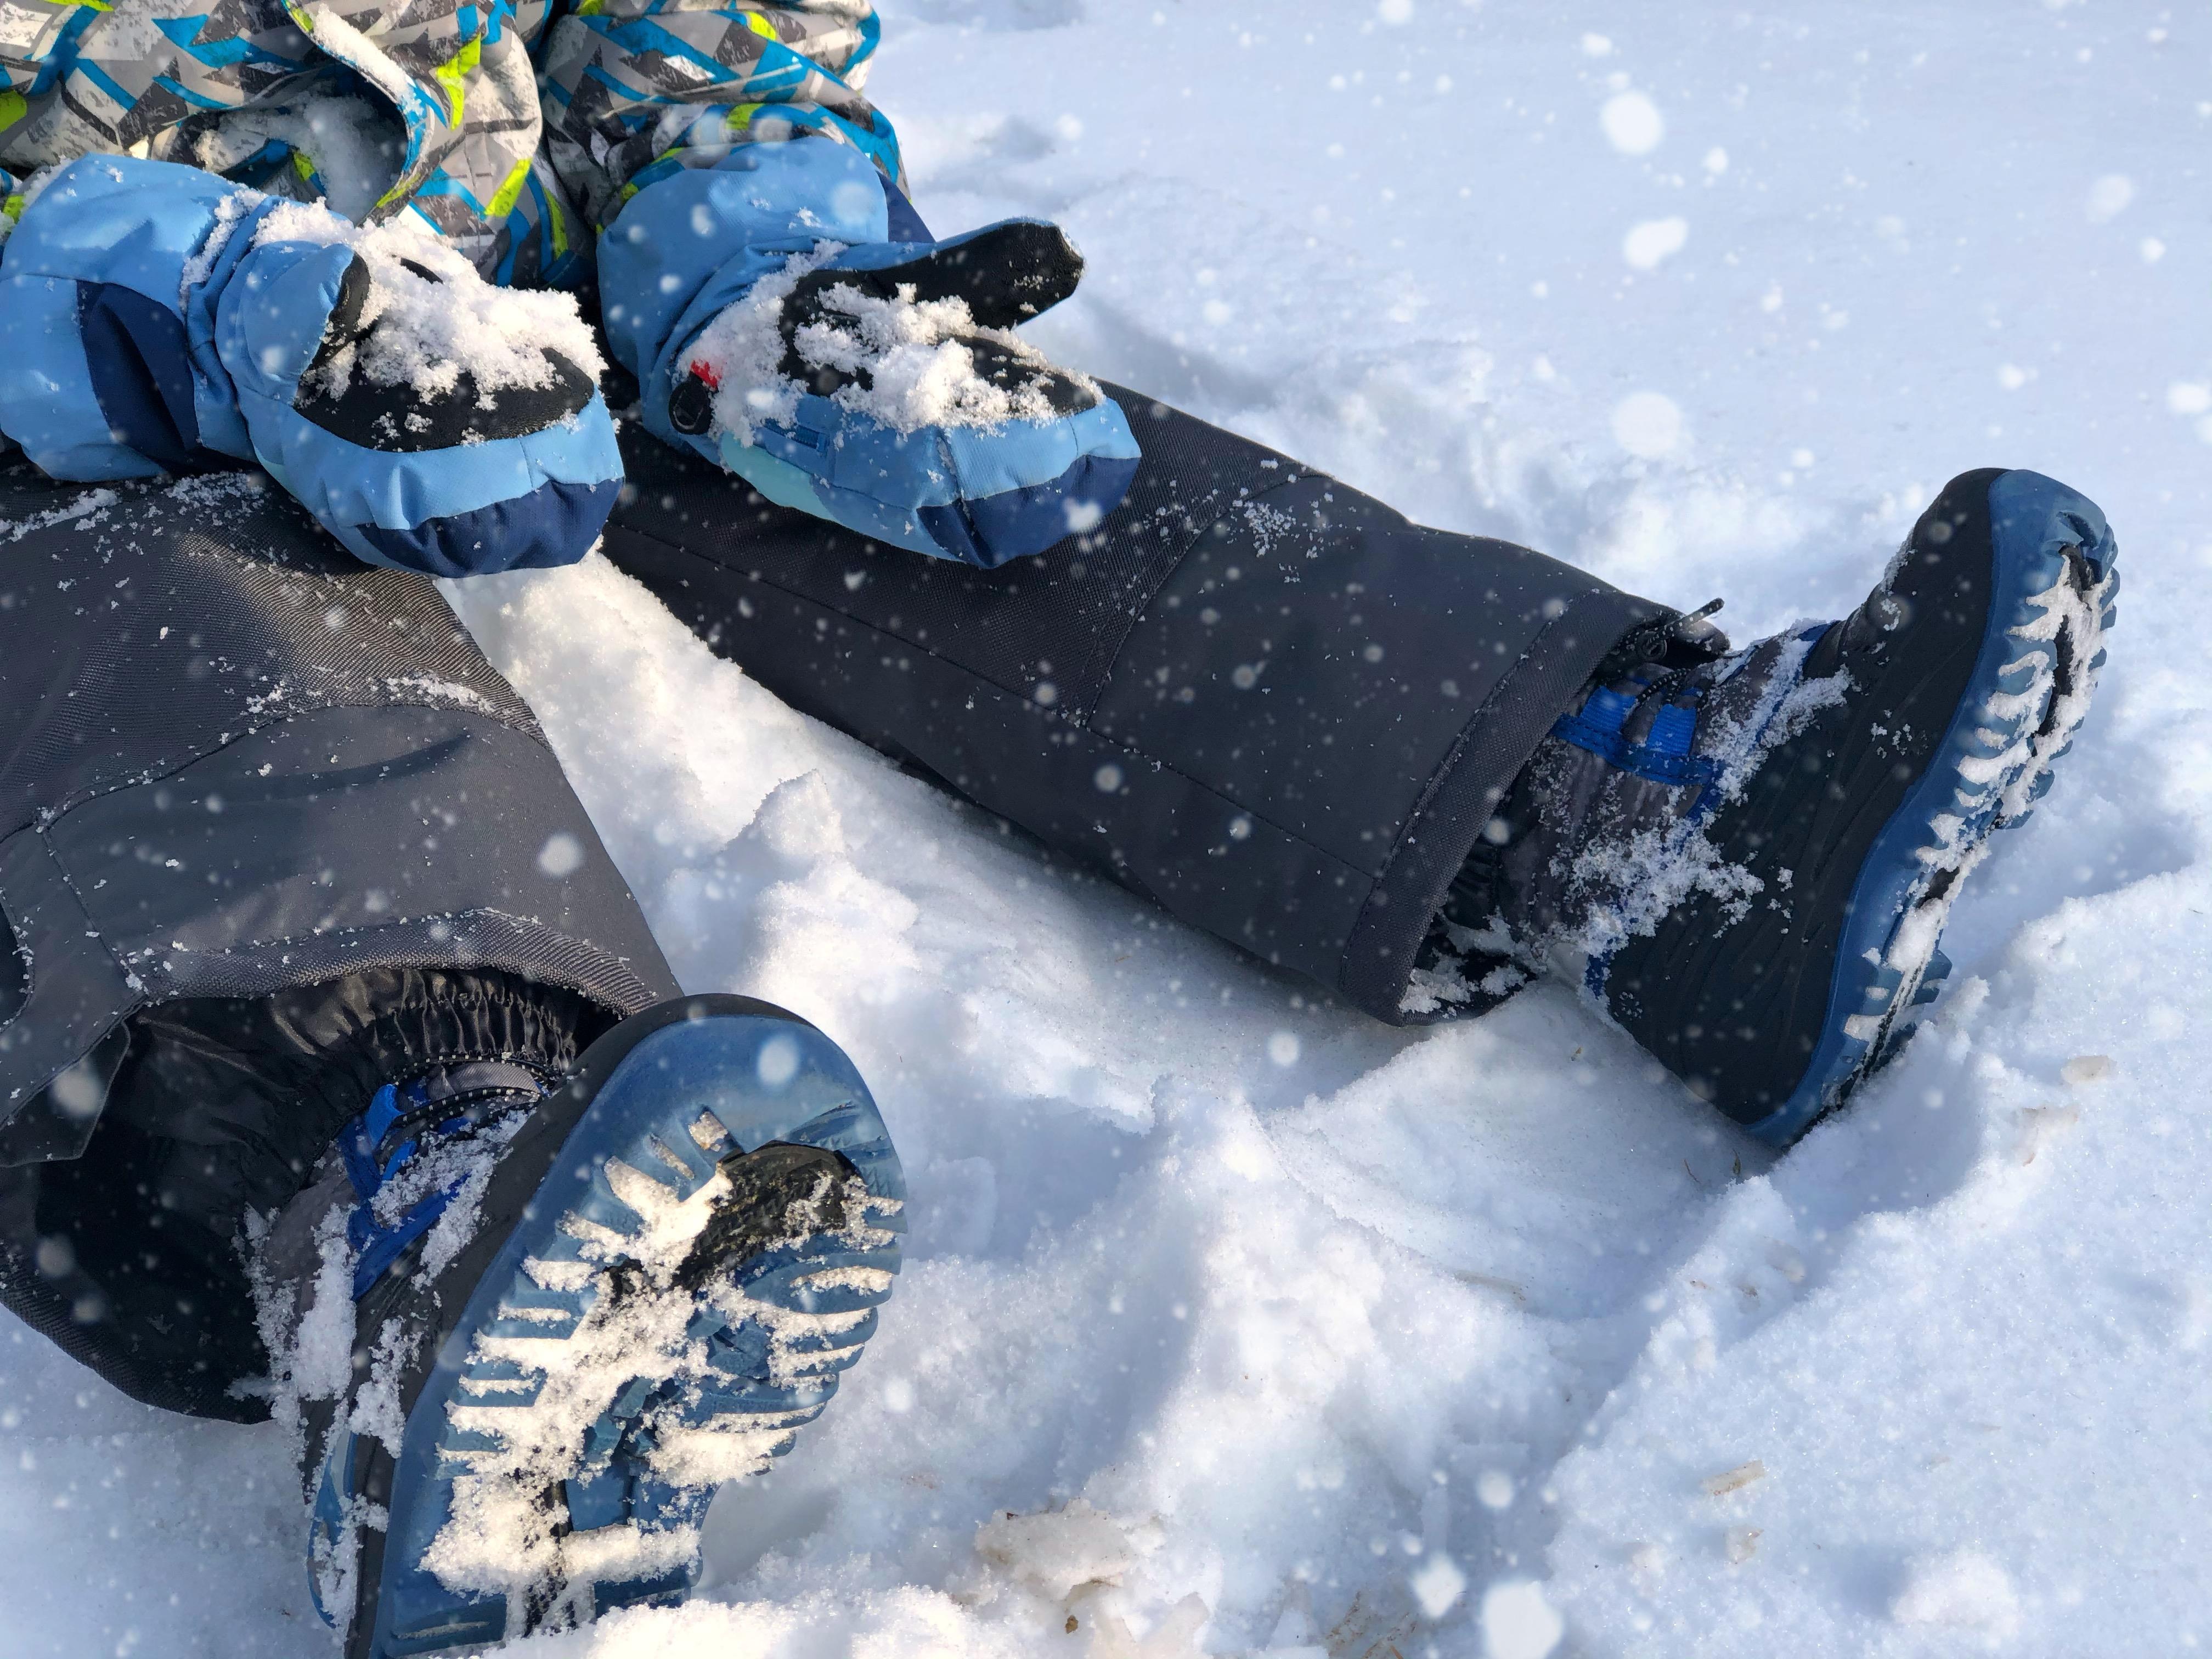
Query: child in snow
xmin=0 ymin=3 xmax=2118 ymax=1655
xmin=0 ymin=0 xmax=1136 ymax=574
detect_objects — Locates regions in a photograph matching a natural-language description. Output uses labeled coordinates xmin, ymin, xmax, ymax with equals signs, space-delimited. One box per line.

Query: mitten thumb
xmin=215 ymin=239 xmax=366 ymax=402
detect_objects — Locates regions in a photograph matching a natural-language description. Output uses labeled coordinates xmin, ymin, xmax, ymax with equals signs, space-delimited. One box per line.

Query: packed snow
xmin=4 ymin=2 xmax=2210 ymax=1655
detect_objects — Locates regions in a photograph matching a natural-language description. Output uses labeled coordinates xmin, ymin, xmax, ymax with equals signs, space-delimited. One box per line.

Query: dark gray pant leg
xmin=603 ymin=389 xmax=1664 ymax=1023
xmin=0 ymin=463 xmax=680 ymax=1418
xmin=2 ymin=968 xmax=618 ymax=1419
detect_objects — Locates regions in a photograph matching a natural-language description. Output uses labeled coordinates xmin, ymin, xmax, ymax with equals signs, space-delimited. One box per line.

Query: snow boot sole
xmin=1600 ymin=468 xmax=2116 ymax=1146
xmin=313 ymin=995 xmax=905 ymax=1656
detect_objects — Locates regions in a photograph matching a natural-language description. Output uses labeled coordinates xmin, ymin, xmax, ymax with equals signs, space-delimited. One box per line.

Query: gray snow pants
xmin=602 ymin=391 xmax=1666 ymax=1024
xmin=0 ymin=466 xmax=679 ymax=1418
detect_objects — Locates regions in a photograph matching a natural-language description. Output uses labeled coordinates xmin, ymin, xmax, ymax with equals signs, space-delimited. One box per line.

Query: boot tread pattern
xmin=1795 ymin=474 xmax=2115 ymax=1141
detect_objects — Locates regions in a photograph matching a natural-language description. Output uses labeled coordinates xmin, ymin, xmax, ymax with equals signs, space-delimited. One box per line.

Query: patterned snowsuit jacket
xmin=0 ymin=0 xmax=899 ymax=288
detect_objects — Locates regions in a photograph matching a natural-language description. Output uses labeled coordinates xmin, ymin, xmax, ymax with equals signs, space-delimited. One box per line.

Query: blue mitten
xmin=602 ymin=140 xmax=1139 ymax=570
xmin=0 ymin=157 xmax=622 ymax=577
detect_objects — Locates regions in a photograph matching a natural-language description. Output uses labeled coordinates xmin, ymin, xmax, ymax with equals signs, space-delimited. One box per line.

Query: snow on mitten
xmin=212 ymin=206 xmax=622 ymax=576
xmin=669 ymin=220 xmax=1142 ymax=569
xmin=0 ymin=156 xmax=620 ymax=577
xmin=601 ymin=139 xmax=1138 ymax=570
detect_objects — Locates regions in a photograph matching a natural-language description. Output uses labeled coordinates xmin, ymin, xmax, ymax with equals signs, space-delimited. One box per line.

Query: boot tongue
xmin=340 ymin=1062 xmax=546 ymax=1300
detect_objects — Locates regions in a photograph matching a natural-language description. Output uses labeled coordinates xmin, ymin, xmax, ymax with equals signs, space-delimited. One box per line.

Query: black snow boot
xmin=256 ymin=995 xmax=904 ymax=1657
xmin=1450 ymin=468 xmax=2117 ymax=1145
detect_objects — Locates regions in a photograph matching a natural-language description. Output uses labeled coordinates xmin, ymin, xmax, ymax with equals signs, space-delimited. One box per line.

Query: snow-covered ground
xmin=7 ymin=2 xmax=2210 ymax=1655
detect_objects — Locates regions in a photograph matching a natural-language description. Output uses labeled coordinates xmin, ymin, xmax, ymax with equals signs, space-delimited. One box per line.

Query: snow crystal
xmin=2084 ymin=173 xmax=2135 ymax=222
xmin=537 ymin=830 xmax=585 ymax=877
xmin=1621 ymin=217 xmax=1689 ymax=273
xmin=1600 ymin=92 xmax=1666 ymax=156
xmin=1479 ymin=1579 xmax=1562 ymax=1659
xmin=1407 ymin=1551 xmax=1465 ymax=1618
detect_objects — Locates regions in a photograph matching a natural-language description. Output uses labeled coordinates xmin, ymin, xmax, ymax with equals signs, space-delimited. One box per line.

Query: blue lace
xmin=1576 ymin=622 xmax=1841 ymax=998
xmin=340 ymin=1064 xmax=542 ymax=1300
xmin=1549 ymin=680 xmax=1722 ymax=793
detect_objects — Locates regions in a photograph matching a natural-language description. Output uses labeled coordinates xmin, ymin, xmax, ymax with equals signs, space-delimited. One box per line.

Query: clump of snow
xmin=973 ymin=1499 xmax=1138 ymax=1602
xmin=1564 ymin=812 xmax=1763 ymax=958
xmin=1699 ymin=1459 xmax=1767 ymax=1498
xmin=189 ymin=94 xmax=400 ymax=224
xmin=176 ymin=187 xmax=262 ymax=295
xmin=0 ymin=486 xmax=117 ymax=542
xmin=1891 ymin=1549 xmax=2022 ymax=1635
xmin=380 ymin=673 xmax=499 ymax=714
xmin=247 ymin=1181 xmax=357 ymax=1451
xmin=1551 ymin=623 xmax=1856 ymax=960
xmin=248 ymin=198 xmax=604 ymax=396
xmin=690 ymin=255 xmax=1092 ymax=444
xmin=1400 ymin=919 xmax=1530 ymax=1019
xmin=964 ymin=1501 xmax=1211 ymax=1656
xmin=797 ymin=284 xmax=1081 ymax=431
xmin=2059 ymin=1053 xmax=2114 ymax=1085
xmin=684 ymin=245 xmax=830 ymax=438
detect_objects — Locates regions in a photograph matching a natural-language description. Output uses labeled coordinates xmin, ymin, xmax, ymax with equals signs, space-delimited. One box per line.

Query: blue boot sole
xmin=315 ymin=996 xmax=904 ymax=1656
xmin=1746 ymin=470 xmax=2117 ymax=1144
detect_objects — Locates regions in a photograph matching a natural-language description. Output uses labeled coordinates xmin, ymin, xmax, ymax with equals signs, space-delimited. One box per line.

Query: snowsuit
xmin=0 ymin=0 xmax=1137 ymax=572
xmin=0 ymin=2 xmax=1677 ymax=1426
xmin=603 ymin=403 xmax=1664 ymax=1026
xmin=0 ymin=464 xmax=676 ymax=1416
xmin=0 ymin=0 xmax=898 ymax=289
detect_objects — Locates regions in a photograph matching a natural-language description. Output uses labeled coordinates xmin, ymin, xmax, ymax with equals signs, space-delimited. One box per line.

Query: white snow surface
xmin=7 ymin=3 xmax=2211 ymax=1655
